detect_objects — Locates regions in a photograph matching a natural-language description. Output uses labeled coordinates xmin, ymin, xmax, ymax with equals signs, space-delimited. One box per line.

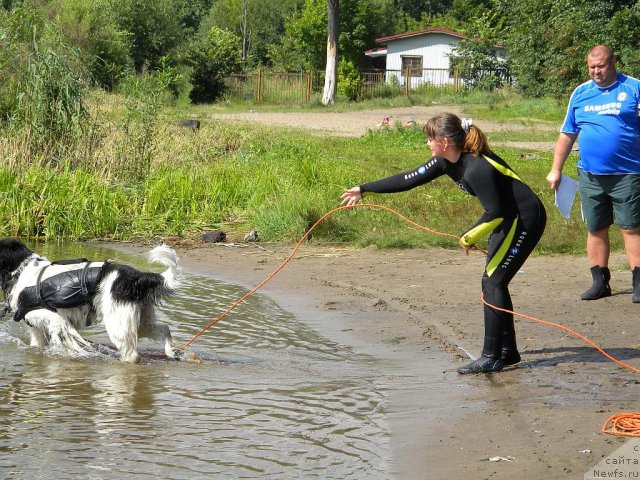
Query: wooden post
xmin=304 ymin=72 xmax=312 ymax=102
xmin=404 ymin=68 xmax=410 ymax=96
xmin=256 ymin=69 xmax=264 ymax=103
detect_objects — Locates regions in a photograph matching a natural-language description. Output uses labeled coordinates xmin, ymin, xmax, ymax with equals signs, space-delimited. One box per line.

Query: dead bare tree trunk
xmin=322 ymin=0 xmax=339 ymax=105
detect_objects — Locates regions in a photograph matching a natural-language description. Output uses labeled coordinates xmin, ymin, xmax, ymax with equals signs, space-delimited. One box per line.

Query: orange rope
xmin=180 ymin=203 xmax=640 ymax=436
xmin=182 ymin=203 xmax=476 ymax=348
xmin=480 ymin=296 xmax=640 ymax=375
xmin=602 ymin=413 xmax=640 ymax=436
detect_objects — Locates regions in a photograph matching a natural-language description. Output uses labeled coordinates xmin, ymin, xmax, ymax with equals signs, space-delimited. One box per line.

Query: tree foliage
xmin=498 ymin=0 xmax=639 ymax=98
xmin=175 ymin=0 xmax=213 ymax=36
xmin=204 ymin=0 xmax=301 ymax=67
xmin=449 ymin=11 xmax=508 ymax=90
xmin=4 ymin=0 xmax=640 ymax=107
xmin=270 ymin=0 xmax=391 ymax=71
xmin=185 ymin=26 xmax=242 ymax=103
xmin=112 ymin=0 xmax=182 ymax=73
xmin=48 ymin=0 xmax=130 ymax=90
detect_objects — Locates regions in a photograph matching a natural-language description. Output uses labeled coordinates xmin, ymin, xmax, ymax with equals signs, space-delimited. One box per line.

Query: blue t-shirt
xmin=561 ymin=73 xmax=640 ymax=174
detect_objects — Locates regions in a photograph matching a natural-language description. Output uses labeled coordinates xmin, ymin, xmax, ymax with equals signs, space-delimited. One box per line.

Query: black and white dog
xmin=0 ymin=238 xmax=194 ymax=363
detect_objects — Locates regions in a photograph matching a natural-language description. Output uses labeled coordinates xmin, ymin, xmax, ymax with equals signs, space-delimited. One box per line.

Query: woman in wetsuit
xmin=340 ymin=113 xmax=547 ymax=374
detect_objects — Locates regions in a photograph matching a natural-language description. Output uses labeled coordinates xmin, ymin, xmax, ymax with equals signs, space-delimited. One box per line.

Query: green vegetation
xmin=3 ymin=0 xmax=636 ymax=256
xmin=0 ymin=87 xmax=608 ymax=255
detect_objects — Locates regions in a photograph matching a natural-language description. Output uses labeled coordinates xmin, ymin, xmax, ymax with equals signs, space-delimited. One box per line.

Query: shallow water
xmin=0 ymin=243 xmax=389 ymax=479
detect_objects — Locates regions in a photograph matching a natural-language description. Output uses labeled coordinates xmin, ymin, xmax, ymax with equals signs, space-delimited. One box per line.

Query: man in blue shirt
xmin=547 ymin=45 xmax=640 ymax=302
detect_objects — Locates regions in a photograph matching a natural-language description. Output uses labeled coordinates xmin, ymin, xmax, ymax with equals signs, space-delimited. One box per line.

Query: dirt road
xmin=206 ymin=105 xmax=560 ymax=150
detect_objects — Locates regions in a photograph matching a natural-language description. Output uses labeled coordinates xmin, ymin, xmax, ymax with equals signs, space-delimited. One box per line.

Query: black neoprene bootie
xmin=501 ymin=349 xmax=521 ymax=366
xmin=581 ymin=266 xmax=611 ymax=300
xmin=633 ymin=267 xmax=640 ymax=303
xmin=457 ymin=355 xmax=503 ymax=374
xmin=501 ymin=328 xmax=521 ymax=366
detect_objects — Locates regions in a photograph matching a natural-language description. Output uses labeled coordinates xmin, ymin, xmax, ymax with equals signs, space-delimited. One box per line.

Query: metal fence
xmin=224 ymin=68 xmax=469 ymax=103
xmin=225 ymin=71 xmax=326 ymax=103
xmin=360 ymin=68 xmax=464 ymax=98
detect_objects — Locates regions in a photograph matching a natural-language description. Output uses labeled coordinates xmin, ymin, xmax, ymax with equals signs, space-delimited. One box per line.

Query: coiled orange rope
xmin=602 ymin=413 xmax=640 ymax=436
xmin=180 ymin=203 xmax=639 ymax=436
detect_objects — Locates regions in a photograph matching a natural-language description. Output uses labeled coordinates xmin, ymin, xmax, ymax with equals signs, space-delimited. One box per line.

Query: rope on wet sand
xmin=181 ymin=203 xmax=640 ymax=436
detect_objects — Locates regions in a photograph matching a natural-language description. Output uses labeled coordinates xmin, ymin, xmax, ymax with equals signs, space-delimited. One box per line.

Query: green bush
xmin=337 ymin=60 xmax=363 ymax=101
xmin=186 ymin=27 xmax=242 ymax=104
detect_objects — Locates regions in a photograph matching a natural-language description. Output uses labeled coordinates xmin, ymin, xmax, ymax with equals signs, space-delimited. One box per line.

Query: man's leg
xmin=620 ymin=227 xmax=640 ymax=268
xmin=587 ymin=227 xmax=610 ymax=267
xmin=621 ymin=227 xmax=640 ymax=302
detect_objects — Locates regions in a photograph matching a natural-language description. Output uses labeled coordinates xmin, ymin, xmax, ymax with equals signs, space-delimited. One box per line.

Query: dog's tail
xmin=148 ymin=244 xmax=181 ymax=291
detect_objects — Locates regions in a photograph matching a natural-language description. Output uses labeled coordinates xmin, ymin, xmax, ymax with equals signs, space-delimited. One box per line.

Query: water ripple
xmin=0 ymin=245 xmax=390 ymax=479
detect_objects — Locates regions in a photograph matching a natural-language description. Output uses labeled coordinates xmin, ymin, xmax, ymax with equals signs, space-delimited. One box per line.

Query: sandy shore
xmin=111 ymin=241 xmax=640 ymax=479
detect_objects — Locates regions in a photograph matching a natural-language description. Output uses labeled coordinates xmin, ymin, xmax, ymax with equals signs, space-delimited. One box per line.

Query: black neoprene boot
xmin=501 ymin=329 xmax=521 ymax=366
xmin=458 ymin=300 xmax=504 ymax=374
xmin=457 ymin=355 xmax=503 ymax=374
xmin=581 ymin=266 xmax=611 ymax=300
xmin=633 ymin=267 xmax=640 ymax=303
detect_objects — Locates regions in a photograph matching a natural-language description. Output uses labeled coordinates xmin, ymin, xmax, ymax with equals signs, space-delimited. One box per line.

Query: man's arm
xmin=546 ymin=132 xmax=578 ymax=190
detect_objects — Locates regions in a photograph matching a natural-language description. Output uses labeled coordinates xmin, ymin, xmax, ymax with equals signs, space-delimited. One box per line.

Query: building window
xmin=401 ymin=56 xmax=423 ymax=77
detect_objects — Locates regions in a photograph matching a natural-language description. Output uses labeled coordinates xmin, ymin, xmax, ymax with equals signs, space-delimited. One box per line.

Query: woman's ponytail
xmin=464 ymin=125 xmax=491 ymax=157
xmin=424 ymin=113 xmax=492 ymax=157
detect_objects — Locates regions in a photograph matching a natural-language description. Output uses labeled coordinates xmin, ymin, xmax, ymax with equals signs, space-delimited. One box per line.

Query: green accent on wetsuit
xmin=460 ymin=217 xmax=504 ymax=247
xmin=485 ymin=216 xmax=519 ymax=277
xmin=483 ymin=155 xmax=522 ymax=182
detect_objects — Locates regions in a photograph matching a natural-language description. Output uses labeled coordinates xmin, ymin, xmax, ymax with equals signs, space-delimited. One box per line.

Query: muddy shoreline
xmin=108 ymin=241 xmax=638 ymax=479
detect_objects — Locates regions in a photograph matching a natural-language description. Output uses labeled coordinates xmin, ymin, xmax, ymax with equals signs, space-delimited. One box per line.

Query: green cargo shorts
xmin=578 ymin=168 xmax=640 ymax=232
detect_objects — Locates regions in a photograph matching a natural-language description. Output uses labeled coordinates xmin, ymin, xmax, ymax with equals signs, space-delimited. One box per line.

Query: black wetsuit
xmin=360 ymin=152 xmax=547 ymax=360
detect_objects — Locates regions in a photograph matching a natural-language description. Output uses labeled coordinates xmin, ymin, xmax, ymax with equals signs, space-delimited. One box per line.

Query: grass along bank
xmin=0 ymin=90 xmax=603 ymax=255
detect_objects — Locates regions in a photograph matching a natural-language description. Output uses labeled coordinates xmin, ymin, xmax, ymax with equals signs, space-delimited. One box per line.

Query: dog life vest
xmin=13 ymin=259 xmax=106 ymax=323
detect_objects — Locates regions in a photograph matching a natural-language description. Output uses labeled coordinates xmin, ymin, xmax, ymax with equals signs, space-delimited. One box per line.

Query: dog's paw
xmin=171 ymin=348 xmax=201 ymax=364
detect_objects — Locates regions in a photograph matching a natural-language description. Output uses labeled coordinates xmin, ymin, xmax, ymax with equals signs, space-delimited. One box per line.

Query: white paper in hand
xmin=554 ymin=174 xmax=579 ymax=219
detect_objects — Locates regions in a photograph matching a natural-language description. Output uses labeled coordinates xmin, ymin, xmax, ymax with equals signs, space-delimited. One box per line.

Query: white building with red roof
xmin=364 ymin=27 xmax=505 ymax=88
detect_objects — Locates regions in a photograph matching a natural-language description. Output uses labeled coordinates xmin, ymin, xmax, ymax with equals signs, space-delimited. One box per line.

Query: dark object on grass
xmin=178 ymin=119 xmax=200 ymax=130
xmin=202 ymin=230 xmax=226 ymax=243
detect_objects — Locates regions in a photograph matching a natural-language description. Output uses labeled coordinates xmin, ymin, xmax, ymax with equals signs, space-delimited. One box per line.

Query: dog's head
xmin=0 ymin=238 xmax=34 ymax=296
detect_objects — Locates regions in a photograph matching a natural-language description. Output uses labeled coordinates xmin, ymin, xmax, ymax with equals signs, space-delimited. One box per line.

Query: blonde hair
xmin=423 ymin=112 xmax=491 ymax=156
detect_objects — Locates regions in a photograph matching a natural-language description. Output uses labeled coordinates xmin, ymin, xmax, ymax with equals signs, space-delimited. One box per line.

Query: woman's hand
xmin=340 ymin=187 xmax=362 ymax=207
xmin=459 ymin=237 xmax=472 ymax=255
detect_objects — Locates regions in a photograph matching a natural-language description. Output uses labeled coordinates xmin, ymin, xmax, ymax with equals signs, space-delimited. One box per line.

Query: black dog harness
xmin=13 ymin=259 xmax=106 ymax=323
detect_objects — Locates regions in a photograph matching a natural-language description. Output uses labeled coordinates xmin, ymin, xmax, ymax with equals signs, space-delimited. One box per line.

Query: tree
xmin=497 ymin=0 xmax=636 ymax=98
xmin=322 ymin=0 xmax=338 ymax=105
xmin=271 ymin=0 xmax=390 ymax=71
xmin=449 ymin=11 xmax=509 ymax=90
xmin=392 ymin=0 xmax=451 ymax=31
xmin=268 ymin=0 xmax=326 ymax=70
xmin=174 ymin=0 xmax=213 ymax=36
xmin=204 ymin=0 xmax=301 ymax=67
xmin=601 ymin=5 xmax=640 ymax=78
xmin=185 ymin=27 xmax=242 ymax=103
xmin=113 ymin=0 xmax=182 ymax=73
xmin=50 ymin=0 xmax=131 ymax=90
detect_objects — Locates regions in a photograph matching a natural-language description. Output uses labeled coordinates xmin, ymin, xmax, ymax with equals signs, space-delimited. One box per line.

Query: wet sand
xmin=111 ymin=241 xmax=640 ymax=479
